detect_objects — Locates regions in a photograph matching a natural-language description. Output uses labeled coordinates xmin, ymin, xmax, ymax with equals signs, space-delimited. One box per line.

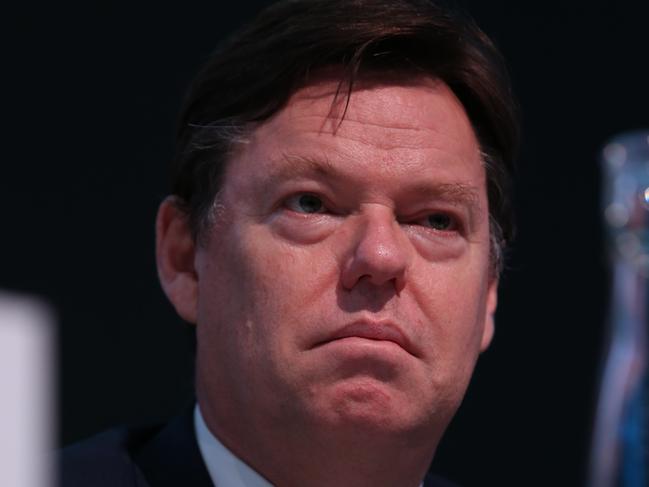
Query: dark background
xmin=5 ymin=1 xmax=649 ymax=485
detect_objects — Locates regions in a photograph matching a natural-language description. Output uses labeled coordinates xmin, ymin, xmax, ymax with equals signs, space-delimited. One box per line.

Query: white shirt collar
xmin=194 ymin=404 xmax=274 ymax=487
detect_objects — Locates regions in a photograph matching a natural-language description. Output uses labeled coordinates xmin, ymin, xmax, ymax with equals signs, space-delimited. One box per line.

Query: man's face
xmin=190 ymin=76 xmax=496 ymax=446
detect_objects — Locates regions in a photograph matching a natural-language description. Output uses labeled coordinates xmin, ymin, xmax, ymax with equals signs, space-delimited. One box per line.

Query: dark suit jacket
xmin=60 ymin=409 xmax=459 ymax=487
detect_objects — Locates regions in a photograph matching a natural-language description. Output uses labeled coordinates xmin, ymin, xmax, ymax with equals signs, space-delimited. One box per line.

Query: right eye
xmin=284 ymin=193 xmax=326 ymax=214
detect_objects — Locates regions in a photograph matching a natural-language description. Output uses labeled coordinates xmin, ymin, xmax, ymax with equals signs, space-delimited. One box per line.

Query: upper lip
xmin=315 ymin=320 xmax=419 ymax=357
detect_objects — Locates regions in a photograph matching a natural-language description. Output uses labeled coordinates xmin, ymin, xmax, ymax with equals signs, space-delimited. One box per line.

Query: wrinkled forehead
xmin=221 ymin=74 xmax=485 ymax=203
xmin=247 ymin=74 xmax=481 ymax=166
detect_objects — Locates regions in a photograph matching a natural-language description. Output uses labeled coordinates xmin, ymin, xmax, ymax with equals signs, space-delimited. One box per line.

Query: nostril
xmin=338 ymin=273 xmax=404 ymax=313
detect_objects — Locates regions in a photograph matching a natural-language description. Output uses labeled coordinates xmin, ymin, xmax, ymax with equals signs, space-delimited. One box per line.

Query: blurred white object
xmin=0 ymin=293 xmax=55 ymax=487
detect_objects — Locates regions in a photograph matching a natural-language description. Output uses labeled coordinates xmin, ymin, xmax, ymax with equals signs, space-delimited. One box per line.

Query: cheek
xmin=209 ymin=224 xmax=337 ymax=352
xmin=415 ymin=260 xmax=490 ymax=366
xmin=256 ymin=217 xmax=341 ymax=282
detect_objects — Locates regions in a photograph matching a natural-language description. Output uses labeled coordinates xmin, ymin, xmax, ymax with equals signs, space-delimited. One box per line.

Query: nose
xmin=341 ymin=207 xmax=410 ymax=292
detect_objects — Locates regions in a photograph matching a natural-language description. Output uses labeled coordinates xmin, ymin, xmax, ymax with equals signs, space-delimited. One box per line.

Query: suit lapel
xmin=133 ymin=407 xmax=214 ymax=487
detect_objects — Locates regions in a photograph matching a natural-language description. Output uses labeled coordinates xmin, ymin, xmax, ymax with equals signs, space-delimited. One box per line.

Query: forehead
xmin=226 ymin=76 xmax=484 ymax=194
xmin=291 ymin=76 xmax=439 ymax=119
xmin=275 ymin=76 xmax=475 ymax=143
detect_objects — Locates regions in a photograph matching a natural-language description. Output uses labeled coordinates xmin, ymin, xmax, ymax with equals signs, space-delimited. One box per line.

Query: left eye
xmin=421 ymin=213 xmax=456 ymax=231
xmin=285 ymin=193 xmax=326 ymax=214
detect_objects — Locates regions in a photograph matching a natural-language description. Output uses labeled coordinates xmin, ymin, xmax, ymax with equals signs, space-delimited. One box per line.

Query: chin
xmin=312 ymin=377 xmax=434 ymax=436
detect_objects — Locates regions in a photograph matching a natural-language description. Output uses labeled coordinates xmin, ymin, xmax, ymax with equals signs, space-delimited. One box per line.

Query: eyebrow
xmin=406 ymin=182 xmax=481 ymax=209
xmin=262 ymin=153 xmax=483 ymax=211
xmin=263 ymin=153 xmax=346 ymax=184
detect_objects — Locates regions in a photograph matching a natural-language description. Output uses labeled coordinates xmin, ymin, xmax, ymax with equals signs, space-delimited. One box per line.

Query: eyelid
xmin=402 ymin=210 xmax=465 ymax=233
xmin=282 ymin=191 xmax=333 ymax=215
xmin=282 ymin=191 xmax=327 ymax=213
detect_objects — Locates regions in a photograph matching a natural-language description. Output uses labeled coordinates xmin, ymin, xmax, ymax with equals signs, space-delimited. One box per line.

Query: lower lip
xmin=315 ymin=337 xmax=410 ymax=376
xmin=320 ymin=336 xmax=408 ymax=354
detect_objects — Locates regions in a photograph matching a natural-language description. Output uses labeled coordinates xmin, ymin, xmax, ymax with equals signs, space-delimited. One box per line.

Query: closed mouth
xmin=315 ymin=320 xmax=419 ymax=357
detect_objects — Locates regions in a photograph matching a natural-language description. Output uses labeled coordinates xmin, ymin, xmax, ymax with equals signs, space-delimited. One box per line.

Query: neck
xmin=197 ymin=393 xmax=440 ymax=487
xmin=265 ymin=430 xmax=435 ymax=487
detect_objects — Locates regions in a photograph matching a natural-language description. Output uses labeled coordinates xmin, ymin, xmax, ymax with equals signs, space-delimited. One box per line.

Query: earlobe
xmin=480 ymin=279 xmax=498 ymax=351
xmin=155 ymin=196 xmax=199 ymax=324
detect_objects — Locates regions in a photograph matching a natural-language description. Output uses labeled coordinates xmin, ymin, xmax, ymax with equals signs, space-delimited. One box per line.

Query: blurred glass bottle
xmin=591 ymin=130 xmax=649 ymax=487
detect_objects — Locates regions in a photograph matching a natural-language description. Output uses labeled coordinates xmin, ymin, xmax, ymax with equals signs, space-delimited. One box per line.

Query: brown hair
xmin=171 ymin=0 xmax=519 ymax=275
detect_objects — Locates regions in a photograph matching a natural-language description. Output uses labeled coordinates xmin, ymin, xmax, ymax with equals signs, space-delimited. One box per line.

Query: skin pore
xmin=156 ymin=75 xmax=497 ymax=487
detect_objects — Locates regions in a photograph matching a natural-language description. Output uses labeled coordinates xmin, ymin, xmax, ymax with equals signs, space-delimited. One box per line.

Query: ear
xmin=480 ymin=279 xmax=498 ymax=351
xmin=155 ymin=196 xmax=198 ymax=324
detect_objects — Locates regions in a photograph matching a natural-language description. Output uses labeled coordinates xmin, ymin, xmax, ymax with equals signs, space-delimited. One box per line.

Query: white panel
xmin=0 ymin=293 xmax=55 ymax=487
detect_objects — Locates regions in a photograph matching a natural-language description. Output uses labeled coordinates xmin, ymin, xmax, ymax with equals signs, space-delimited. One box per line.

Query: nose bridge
xmin=342 ymin=205 xmax=409 ymax=289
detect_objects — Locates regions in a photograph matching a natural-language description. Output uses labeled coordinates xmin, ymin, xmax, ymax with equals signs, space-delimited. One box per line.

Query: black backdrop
xmin=5 ymin=1 xmax=649 ymax=485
